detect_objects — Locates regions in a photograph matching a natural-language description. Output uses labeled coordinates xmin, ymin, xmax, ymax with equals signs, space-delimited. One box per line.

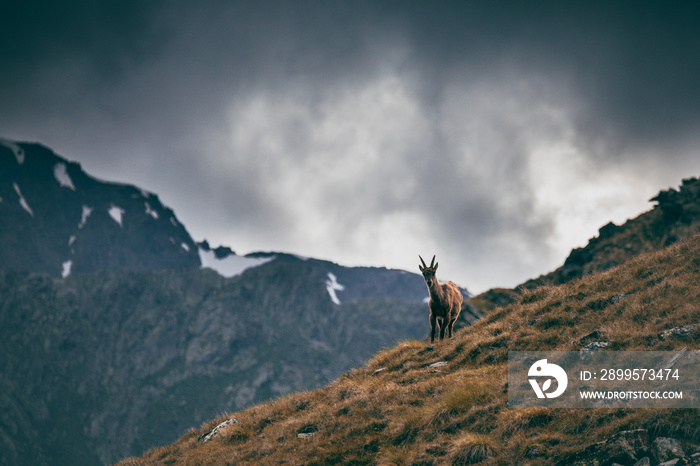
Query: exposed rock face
xmin=0 ymin=263 xmax=433 ymax=464
xmin=198 ymin=419 xmax=238 ymax=443
xmin=554 ymin=429 xmax=697 ymax=466
xmin=658 ymin=324 xmax=699 ymax=341
xmin=653 ymin=437 xmax=686 ymax=463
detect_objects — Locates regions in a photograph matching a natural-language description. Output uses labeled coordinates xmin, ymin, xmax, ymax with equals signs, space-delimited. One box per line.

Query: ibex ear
xmin=434 ymin=262 xmax=439 ymax=271
xmin=419 ymin=264 xmax=424 ymax=272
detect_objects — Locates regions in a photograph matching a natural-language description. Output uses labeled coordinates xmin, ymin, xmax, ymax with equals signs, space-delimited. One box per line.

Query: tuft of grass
xmin=449 ymin=432 xmax=498 ymax=465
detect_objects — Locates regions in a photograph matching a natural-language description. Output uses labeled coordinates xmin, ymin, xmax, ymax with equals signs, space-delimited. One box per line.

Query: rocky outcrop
xmin=523 ymin=177 xmax=700 ymax=288
xmin=658 ymin=324 xmax=699 ymax=341
xmin=554 ymin=429 xmax=698 ymax=466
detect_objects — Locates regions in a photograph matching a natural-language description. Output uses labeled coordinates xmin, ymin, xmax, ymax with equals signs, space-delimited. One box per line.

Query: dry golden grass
xmin=118 ymin=235 xmax=700 ymax=465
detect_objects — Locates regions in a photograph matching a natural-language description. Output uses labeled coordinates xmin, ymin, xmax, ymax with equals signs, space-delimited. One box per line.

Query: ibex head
xmin=418 ymin=255 xmax=438 ymax=287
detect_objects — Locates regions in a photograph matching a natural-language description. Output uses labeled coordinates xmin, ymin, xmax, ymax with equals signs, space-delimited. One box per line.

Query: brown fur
xmin=419 ymin=255 xmax=463 ymax=343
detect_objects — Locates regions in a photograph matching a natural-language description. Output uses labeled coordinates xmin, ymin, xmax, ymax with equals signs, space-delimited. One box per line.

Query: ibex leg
xmin=430 ymin=313 xmax=437 ymax=343
xmin=447 ymin=319 xmax=456 ymax=339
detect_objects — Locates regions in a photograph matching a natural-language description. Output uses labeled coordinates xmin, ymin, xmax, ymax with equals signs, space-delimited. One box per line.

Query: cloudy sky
xmin=2 ymin=1 xmax=700 ymax=292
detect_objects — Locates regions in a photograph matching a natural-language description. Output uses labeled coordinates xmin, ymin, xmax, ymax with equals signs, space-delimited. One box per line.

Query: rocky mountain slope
xmin=527 ymin=176 xmax=700 ymax=287
xmin=119 ymin=231 xmax=700 ymax=465
xmin=467 ymin=177 xmax=700 ymax=314
xmin=0 ymin=139 xmax=476 ymax=465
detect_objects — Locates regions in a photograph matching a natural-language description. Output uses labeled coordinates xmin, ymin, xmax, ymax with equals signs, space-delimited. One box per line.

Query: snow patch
xmin=1 ymin=139 xmax=25 ymax=164
xmin=61 ymin=260 xmax=73 ymax=278
xmin=145 ymin=202 xmax=159 ymax=219
xmin=326 ymin=272 xmax=345 ymax=305
xmin=170 ymin=217 xmax=178 ymax=227
xmin=68 ymin=235 xmax=76 ymax=246
xmin=109 ymin=205 xmax=125 ymax=227
xmin=53 ymin=163 xmax=76 ymax=190
xmin=79 ymin=205 xmax=93 ymax=228
xmin=13 ymin=183 xmax=33 ymax=216
xmin=181 ymin=242 xmax=190 ymax=252
xmin=423 ymin=296 xmax=430 ymax=304
xmin=199 ymin=247 xmax=275 ymax=278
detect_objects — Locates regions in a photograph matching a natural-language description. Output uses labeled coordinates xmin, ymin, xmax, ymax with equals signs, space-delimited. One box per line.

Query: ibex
xmin=419 ymin=255 xmax=463 ymax=343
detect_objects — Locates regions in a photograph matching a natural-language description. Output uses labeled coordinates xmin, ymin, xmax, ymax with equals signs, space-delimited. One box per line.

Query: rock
xmin=663 ymin=348 xmax=688 ymax=369
xmin=633 ymin=458 xmax=651 ymax=466
xmin=428 ymin=361 xmax=448 ymax=369
xmin=580 ymin=341 xmax=611 ymax=358
xmin=658 ymin=324 xmax=699 ymax=340
xmin=610 ymin=293 xmax=627 ymax=304
xmin=554 ymin=429 xmax=649 ymax=466
xmin=198 ymin=418 xmax=238 ymax=443
xmin=579 ymin=330 xmax=603 ymax=344
xmin=297 ymin=432 xmax=315 ymax=439
xmin=653 ymin=437 xmax=685 ymax=463
xmin=658 ymin=459 xmax=680 ymax=466
xmin=372 ymin=367 xmax=387 ymax=376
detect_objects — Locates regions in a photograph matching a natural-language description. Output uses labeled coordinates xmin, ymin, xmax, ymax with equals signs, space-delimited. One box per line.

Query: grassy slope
xmin=119 ymin=234 xmax=700 ymax=465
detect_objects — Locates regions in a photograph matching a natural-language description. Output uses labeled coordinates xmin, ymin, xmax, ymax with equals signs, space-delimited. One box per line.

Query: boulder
xmin=658 ymin=324 xmax=698 ymax=340
xmin=198 ymin=418 xmax=238 ymax=443
xmin=554 ymin=429 xmax=649 ymax=465
xmin=653 ymin=437 xmax=685 ymax=463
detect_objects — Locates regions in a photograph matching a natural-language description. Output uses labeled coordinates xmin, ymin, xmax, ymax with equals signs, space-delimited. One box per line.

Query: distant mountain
xmin=0 ymin=139 xmax=200 ymax=276
xmin=0 ymin=138 xmax=475 ymax=465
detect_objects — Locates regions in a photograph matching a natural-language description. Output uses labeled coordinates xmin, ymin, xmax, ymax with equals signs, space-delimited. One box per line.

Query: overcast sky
xmin=2 ymin=1 xmax=700 ymax=292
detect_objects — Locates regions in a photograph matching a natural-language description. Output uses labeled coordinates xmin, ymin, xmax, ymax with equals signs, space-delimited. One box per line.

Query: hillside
xmin=0 ymin=138 xmax=477 ymax=465
xmin=120 ymin=233 xmax=700 ymax=465
xmin=0 ymin=260 xmax=438 ymax=465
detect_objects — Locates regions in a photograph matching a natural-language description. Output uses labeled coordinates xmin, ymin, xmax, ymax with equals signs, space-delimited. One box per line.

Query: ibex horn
xmin=430 ymin=255 xmax=436 ymax=267
xmin=419 ymin=255 xmax=427 ymax=268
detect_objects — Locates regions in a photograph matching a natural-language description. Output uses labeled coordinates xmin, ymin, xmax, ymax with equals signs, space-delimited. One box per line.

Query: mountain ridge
xmin=0 ymin=139 xmax=200 ymax=276
xmin=467 ymin=176 xmax=700 ymax=313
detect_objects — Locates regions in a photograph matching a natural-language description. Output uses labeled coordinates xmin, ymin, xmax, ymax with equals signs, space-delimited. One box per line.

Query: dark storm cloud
xmin=2 ymin=1 xmax=699 ymax=291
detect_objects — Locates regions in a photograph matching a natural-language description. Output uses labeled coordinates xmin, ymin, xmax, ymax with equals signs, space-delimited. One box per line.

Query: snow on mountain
xmin=0 ymin=138 xmax=25 ymax=164
xmin=109 ymin=204 xmax=125 ymax=227
xmin=79 ymin=205 xmax=93 ymax=229
xmin=62 ymin=260 xmax=73 ymax=278
xmin=13 ymin=182 xmax=33 ymax=217
xmin=145 ymin=202 xmax=159 ymax=219
xmin=53 ymin=162 xmax=76 ymax=190
xmin=198 ymin=245 xmax=275 ymax=278
xmin=325 ymin=272 xmax=345 ymax=305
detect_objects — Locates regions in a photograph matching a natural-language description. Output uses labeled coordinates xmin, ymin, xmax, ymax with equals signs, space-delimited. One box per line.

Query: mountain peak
xmin=0 ymin=139 xmax=200 ymax=276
